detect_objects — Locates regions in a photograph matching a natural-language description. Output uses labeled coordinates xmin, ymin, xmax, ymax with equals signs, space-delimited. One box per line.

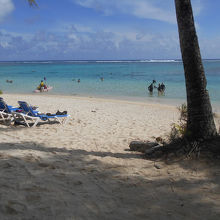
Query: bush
xmin=169 ymin=103 xmax=188 ymax=141
xmin=0 ymin=90 xmax=3 ymax=95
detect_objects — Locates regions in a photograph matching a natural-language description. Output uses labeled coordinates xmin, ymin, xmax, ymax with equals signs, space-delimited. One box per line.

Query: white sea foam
xmin=95 ymin=60 xmax=134 ymax=63
xmin=95 ymin=60 xmax=181 ymax=63
xmin=18 ymin=61 xmax=53 ymax=64
xmin=2 ymin=59 xmax=220 ymax=64
xmin=143 ymin=59 xmax=181 ymax=63
xmin=63 ymin=60 xmax=90 ymax=63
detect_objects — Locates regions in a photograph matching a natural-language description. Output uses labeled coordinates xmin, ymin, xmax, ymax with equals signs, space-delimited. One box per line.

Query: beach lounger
xmin=12 ymin=101 xmax=70 ymax=127
xmin=0 ymin=98 xmax=20 ymax=123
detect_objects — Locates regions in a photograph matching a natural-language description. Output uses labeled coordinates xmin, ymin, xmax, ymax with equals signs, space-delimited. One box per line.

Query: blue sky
xmin=0 ymin=0 xmax=220 ymax=60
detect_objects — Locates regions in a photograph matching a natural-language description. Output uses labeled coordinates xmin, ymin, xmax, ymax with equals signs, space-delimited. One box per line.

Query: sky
xmin=0 ymin=0 xmax=220 ymax=60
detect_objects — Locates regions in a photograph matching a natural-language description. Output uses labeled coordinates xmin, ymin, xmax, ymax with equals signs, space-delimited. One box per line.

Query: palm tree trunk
xmin=174 ymin=0 xmax=217 ymax=139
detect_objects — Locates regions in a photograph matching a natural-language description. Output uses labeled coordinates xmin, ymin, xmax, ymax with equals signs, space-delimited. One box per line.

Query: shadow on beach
xmin=0 ymin=120 xmax=60 ymax=130
xmin=0 ymin=141 xmax=219 ymax=219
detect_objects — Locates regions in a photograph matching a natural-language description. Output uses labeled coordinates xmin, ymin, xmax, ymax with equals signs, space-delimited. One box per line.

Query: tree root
xmin=139 ymin=135 xmax=220 ymax=160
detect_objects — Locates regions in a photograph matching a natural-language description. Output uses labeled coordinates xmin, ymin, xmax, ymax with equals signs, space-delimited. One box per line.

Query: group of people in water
xmin=72 ymin=78 xmax=81 ymax=83
xmin=148 ymin=80 xmax=166 ymax=94
xmin=36 ymin=77 xmax=165 ymax=95
xmin=6 ymin=79 xmax=13 ymax=84
xmin=72 ymin=76 xmax=104 ymax=83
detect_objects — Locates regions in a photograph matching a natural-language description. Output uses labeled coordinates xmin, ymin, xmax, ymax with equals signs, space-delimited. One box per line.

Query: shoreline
xmin=3 ymin=92 xmax=220 ymax=113
xmin=1 ymin=92 xmax=185 ymax=112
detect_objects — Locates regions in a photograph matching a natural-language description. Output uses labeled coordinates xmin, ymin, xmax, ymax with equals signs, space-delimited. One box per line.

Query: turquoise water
xmin=0 ymin=60 xmax=219 ymax=105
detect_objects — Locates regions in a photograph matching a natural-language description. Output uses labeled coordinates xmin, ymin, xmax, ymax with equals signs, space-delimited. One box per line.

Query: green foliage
xmin=0 ymin=90 xmax=3 ymax=95
xmin=169 ymin=103 xmax=188 ymax=141
xmin=177 ymin=103 xmax=187 ymax=122
xmin=28 ymin=0 xmax=38 ymax=7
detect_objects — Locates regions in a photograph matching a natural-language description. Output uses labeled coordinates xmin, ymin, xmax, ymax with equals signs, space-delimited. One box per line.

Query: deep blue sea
xmin=0 ymin=59 xmax=219 ymax=107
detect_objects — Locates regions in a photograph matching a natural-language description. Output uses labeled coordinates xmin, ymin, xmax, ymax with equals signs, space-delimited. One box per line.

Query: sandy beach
xmin=0 ymin=93 xmax=220 ymax=220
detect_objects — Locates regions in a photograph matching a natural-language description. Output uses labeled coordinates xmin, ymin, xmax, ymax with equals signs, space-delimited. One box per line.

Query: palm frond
xmin=28 ymin=0 xmax=38 ymax=7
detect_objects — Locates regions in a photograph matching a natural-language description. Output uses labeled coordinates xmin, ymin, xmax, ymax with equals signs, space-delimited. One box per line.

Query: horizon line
xmin=1 ymin=58 xmax=220 ymax=62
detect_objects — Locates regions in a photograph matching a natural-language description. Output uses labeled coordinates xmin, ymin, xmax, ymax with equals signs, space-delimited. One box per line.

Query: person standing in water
xmin=148 ymin=83 xmax=153 ymax=93
xmin=161 ymin=83 xmax=166 ymax=92
xmin=43 ymin=77 xmax=48 ymax=89
xmin=157 ymin=83 xmax=161 ymax=92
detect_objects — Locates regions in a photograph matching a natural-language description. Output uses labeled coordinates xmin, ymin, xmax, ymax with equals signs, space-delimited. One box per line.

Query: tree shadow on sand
xmin=0 ymin=142 xmax=219 ymax=219
xmin=0 ymin=119 xmax=60 ymax=129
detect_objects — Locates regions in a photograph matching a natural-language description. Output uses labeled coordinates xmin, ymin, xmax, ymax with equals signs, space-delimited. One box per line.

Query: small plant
xmin=177 ymin=103 xmax=187 ymax=122
xmin=169 ymin=103 xmax=188 ymax=141
xmin=0 ymin=90 xmax=3 ymax=95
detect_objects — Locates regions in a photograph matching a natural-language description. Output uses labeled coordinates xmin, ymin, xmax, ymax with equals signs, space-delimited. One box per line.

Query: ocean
xmin=0 ymin=59 xmax=219 ymax=109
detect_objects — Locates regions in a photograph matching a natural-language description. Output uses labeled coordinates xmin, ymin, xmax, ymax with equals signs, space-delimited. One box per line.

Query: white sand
xmin=0 ymin=93 xmax=220 ymax=219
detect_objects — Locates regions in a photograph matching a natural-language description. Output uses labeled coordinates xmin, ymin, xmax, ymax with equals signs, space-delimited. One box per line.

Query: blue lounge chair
xmin=12 ymin=101 xmax=70 ymax=127
xmin=0 ymin=98 xmax=20 ymax=123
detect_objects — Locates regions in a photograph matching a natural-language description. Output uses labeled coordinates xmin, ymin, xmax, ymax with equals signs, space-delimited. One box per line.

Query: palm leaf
xmin=28 ymin=0 xmax=38 ymax=7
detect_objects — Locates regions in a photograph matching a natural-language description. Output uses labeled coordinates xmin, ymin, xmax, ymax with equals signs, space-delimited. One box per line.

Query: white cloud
xmin=192 ymin=0 xmax=203 ymax=16
xmin=126 ymin=0 xmax=176 ymax=23
xmin=0 ymin=0 xmax=14 ymax=22
xmin=0 ymin=25 xmax=182 ymax=60
xmin=73 ymin=0 xmax=176 ymax=23
xmin=72 ymin=0 xmax=203 ymax=24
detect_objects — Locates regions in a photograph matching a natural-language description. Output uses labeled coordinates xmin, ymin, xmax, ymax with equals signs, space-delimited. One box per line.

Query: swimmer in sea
xmin=161 ymin=83 xmax=165 ymax=92
xmin=6 ymin=80 xmax=13 ymax=83
xmin=37 ymin=80 xmax=45 ymax=91
xmin=157 ymin=83 xmax=162 ymax=92
xmin=148 ymin=83 xmax=153 ymax=93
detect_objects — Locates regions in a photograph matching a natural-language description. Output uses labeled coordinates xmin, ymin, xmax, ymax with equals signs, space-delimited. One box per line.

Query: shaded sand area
xmin=0 ymin=93 xmax=220 ymax=219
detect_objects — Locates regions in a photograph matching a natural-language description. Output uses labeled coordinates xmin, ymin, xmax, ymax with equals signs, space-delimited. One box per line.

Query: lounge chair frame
xmin=13 ymin=101 xmax=70 ymax=127
xmin=0 ymin=98 xmax=18 ymax=124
